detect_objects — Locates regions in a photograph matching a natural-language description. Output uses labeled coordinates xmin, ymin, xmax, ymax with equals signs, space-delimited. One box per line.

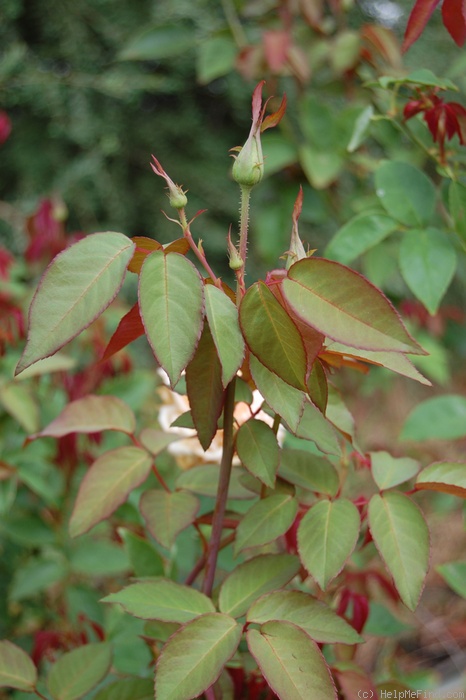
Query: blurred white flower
xmin=156 ymin=369 xmax=284 ymax=469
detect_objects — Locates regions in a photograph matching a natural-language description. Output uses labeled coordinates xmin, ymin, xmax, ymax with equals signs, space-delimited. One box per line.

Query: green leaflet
xmin=368 ymin=491 xmax=429 ymax=611
xmin=139 ymin=251 xmax=204 ymax=386
xmin=16 ymin=232 xmax=135 ymax=375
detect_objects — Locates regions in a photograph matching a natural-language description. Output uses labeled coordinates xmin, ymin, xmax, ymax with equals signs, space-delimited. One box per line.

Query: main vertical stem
xmin=202 ymin=378 xmax=237 ymax=597
xmin=236 ymin=185 xmax=252 ymax=299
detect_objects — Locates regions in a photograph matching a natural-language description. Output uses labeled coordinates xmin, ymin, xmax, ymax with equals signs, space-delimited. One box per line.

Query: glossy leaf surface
xmin=236 ymin=419 xmax=280 ymax=488
xmin=247 ymin=590 xmax=362 ymax=644
xmin=139 ymin=251 xmax=204 ymax=386
xmin=247 ymin=621 xmax=337 ymax=700
xmin=240 ymin=281 xmax=307 ymax=390
xmin=154 ymin=613 xmax=242 ymax=700
xmin=375 ymin=161 xmax=436 ymax=227
xmin=399 ymin=228 xmax=457 ymax=315
xmin=47 ymin=643 xmax=112 ymax=700
xmin=204 ymin=284 xmax=245 ymax=386
xmin=298 ymin=499 xmax=360 ymax=589
xmin=282 ymin=258 xmax=424 ymax=354
xmin=368 ymin=491 xmax=429 ymax=610
xmin=140 ymin=489 xmax=200 ymax=548
xmin=102 ymin=580 xmax=215 ymax=623
xmin=69 ymin=446 xmax=152 ymax=537
xmin=325 ymin=212 xmax=398 ymax=264
xmin=16 ymin=232 xmax=135 ymax=375
xmin=218 ymin=554 xmax=301 ymax=618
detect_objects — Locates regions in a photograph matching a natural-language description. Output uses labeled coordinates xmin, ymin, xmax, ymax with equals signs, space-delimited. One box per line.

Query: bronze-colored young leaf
xmin=282 ymin=258 xmax=426 ymax=355
xmin=69 ymin=446 xmax=152 ymax=537
xmin=415 ymin=461 xmax=466 ymax=498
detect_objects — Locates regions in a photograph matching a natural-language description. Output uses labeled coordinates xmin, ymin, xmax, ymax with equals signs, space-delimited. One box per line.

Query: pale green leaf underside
xmin=204 ymin=284 xmax=245 ymax=386
xmin=298 ymin=499 xmax=360 ymax=589
xmin=416 ymin=461 xmax=466 ymax=496
xmin=34 ymin=394 xmax=136 ymax=438
xmin=370 ymin=451 xmax=420 ymax=490
xmin=325 ymin=341 xmax=431 ymax=386
xmin=16 ymin=232 xmax=134 ymax=375
xmin=282 ymin=258 xmax=424 ymax=354
xmin=247 ymin=590 xmax=362 ymax=644
xmin=140 ymin=489 xmax=200 ymax=548
xmin=47 ymin=643 xmax=112 ymax=700
xmin=219 ymin=554 xmax=301 ymax=618
xmin=248 ymin=621 xmax=337 ymax=700
xmin=139 ymin=251 xmax=204 ymax=386
xmin=0 ymin=640 xmax=37 ymax=691
xmin=102 ymin=579 xmax=215 ymax=623
xmin=69 ymin=446 xmax=152 ymax=537
xmin=154 ymin=613 xmax=242 ymax=700
xmin=249 ymin=357 xmax=340 ymax=455
xmin=368 ymin=491 xmax=429 ymax=611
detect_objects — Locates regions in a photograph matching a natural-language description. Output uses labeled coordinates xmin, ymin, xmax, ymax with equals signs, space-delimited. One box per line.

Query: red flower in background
xmin=403 ymin=89 xmax=466 ymax=164
xmin=0 ymin=110 xmax=11 ymax=144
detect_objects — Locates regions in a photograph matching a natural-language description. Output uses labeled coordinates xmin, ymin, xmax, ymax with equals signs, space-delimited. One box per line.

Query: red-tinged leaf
xmin=415 ymin=461 xmax=466 ymax=498
xmin=239 ymin=281 xmax=307 ymax=390
xmin=164 ymin=238 xmax=190 ymax=254
xmin=261 ymin=93 xmax=287 ymax=132
xmin=282 ymin=258 xmax=426 ymax=355
xmin=186 ymin=323 xmax=225 ymax=451
xmin=334 ymin=666 xmax=377 ymax=700
xmin=442 ymin=0 xmax=466 ymax=45
xmin=263 ymin=30 xmax=291 ymax=72
xmin=69 ymin=446 xmax=152 ymax=537
xmin=270 ymin=280 xmax=324 ymax=380
xmin=128 ymin=236 xmax=163 ymax=274
xmin=402 ymin=0 xmax=441 ymax=52
xmin=32 ymin=394 xmax=136 ymax=439
xmin=100 ymin=304 xmax=144 ymax=362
